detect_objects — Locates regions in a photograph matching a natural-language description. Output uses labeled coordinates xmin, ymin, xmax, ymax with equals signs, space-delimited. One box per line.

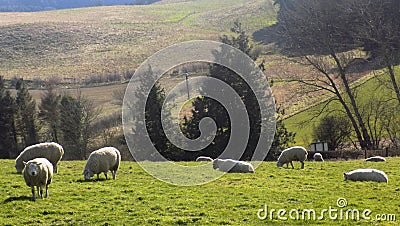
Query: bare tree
xmin=350 ymin=0 xmax=400 ymax=104
xmin=79 ymin=96 xmax=101 ymax=159
xmin=275 ymin=0 xmax=373 ymax=150
xmin=380 ymin=103 xmax=400 ymax=150
xmin=112 ymin=88 xmax=125 ymax=107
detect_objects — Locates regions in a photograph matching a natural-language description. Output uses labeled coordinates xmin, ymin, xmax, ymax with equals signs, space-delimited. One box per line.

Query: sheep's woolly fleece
xmin=277 ymin=146 xmax=308 ymax=169
xmin=313 ymin=153 xmax=324 ymax=162
xmin=213 ymin=159 xmax=254 ymax=173
xmin=365 ymin=156 xmax=386 ymax=162
xmin=83 ymin=147 xmax=121 ymax=180
xmin=196 ymin=156 xmax=213 ymax=162
xmin=23 ymin=158 xmax=53 ymax=200
xmin=15 ymin=142 xmax=64 ymax=173
xmin=344 ymin=168 xmax=388 ymax=183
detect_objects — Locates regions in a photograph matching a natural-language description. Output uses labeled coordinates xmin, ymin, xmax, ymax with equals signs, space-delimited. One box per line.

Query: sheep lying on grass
xmin=365 ymin=156 xmax=386 ymax=162
xmin=313 ymin=153 xmax=324 ymax=162
xmin=344 ymin=169 xmax=388 ymax=183
xmin=15 ymin=142 xmax=64 ymax=174
xmin=83 ymin=147 xmax=121 ymax=180
xmin=196 ymin=156 xmax=213 ymax=162
xmin=212 ymin=159 xmax=254 ymax=173
xmin=277 ymin=146 xmax=308 ymax=169
xmin=23 ymin=158 xmax=53 ymax=201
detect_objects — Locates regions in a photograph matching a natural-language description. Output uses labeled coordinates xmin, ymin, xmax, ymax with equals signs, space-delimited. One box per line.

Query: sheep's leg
xmin=112 ymin=170 xmax=116 ymax=180
xmin=300 ymin=161 xmax=304 ymax=169
xmin=38 ymin=186 xmax=43 ymax=199
xmin=31 ymin=186 xmax=36 ymax=201
xmin=54 ymin=165 xmax=58 ymax=173
xmin=45 ymin=184 xmax=49 ymax=198
xmin=97 ymin=174 xmax=100 ymax=180
xmin=104 ymin=172 xmax=108 ymax=180
xmin=290 ymin=162 xmax=294 ymax=169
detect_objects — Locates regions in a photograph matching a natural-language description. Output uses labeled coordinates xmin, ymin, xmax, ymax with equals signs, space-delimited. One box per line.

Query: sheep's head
xmin=343 ymin=173 xmax=348 ymax=181
xmin=24 ymin=161 xmax=42 ymax=177
xmin=212 ymin=159 xmax=219 ymax=169
xmin=276 ymin=161 xmax=283 ymax=168
xmin=83 ymin=169 xmax=94 ymax=180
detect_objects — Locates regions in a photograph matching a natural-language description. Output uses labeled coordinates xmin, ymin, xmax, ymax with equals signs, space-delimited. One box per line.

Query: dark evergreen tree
xmin=183 ymin=21 xmax=265 ymax=160
xmin=128 ymin=66 xmax=183 ymax=161
xmin=0 ymin=76 xmax=18 ymax=158
xmin=15 ymin=79 xmax=38 ymax=147
xmin=39 ymin=84 xmax=61 ymax=143
xmin=60 ymin=95 xmax=83 ymax=160
xmin=266 ymin=107 xmax=296 ymax=161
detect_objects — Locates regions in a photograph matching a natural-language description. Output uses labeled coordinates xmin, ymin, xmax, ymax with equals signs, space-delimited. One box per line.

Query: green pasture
xmin=1 ymin=158 xmax=399 ymax=225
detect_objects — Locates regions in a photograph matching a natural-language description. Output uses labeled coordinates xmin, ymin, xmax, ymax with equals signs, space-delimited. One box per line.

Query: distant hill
xmin=0 ymin=0 xmax=276 ymax=81
xmin=0 ymin=0 xmax=160 ymax=12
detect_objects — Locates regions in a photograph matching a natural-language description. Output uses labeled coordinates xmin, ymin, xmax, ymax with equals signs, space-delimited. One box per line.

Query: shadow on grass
xmin=3 ymin=195 xmax=32 ymax=203
xmin=9 ymin=172 xmax=22 ymax=175
xmin=76 ymin=178 xmax=108 ymax=183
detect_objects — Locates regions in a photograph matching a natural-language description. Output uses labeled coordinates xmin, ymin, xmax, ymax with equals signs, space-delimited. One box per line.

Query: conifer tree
xmin=0 ymin=76 xmax=18 ymax=158
xmin=15 ymin=79 xmax=38 ymax=146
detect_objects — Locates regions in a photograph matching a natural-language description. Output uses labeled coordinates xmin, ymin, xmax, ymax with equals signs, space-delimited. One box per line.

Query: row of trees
xmin=273 ymin=0 xmax=400 ymax=151
xmin=0 ymin=77 xmax=102 ymax=159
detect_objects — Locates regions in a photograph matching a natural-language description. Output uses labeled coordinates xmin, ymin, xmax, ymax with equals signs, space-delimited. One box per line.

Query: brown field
xmin=0 ymin=0 xmax=276 ymax=80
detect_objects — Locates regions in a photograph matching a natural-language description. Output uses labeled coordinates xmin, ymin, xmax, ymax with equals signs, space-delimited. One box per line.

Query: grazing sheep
xmin=344 ymin=169 xmax=388 ymax=183
xmin=365 ymin=156 xmax=386 ymax=162
xmin=23 ymin=158 xmax=53 ymax=201
xmin=313 ymin=153 xmax=324 ymax=162
xmin=277 ymin=146 xmax=308 ymax=169
xmin=196 ymin=156 xmax=213 ymax=162
xmin=83 ymin=147 xmax=121 ymax=180
xmin=15 ymin=142 xmax=64 ymax=174
xmin=212 ymin=159 xmax=254 ymax=173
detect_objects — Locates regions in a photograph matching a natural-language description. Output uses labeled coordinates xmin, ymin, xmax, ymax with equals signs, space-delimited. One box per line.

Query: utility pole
xmin=183 ymin=73 xmax=189 ymax=100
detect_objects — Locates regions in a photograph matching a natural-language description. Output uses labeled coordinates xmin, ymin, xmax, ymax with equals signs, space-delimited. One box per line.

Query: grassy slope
xmin=1 ymin=159 xmax=399 ymax=225
xmin=0 ymin=0 xmax=276 ymax=80
xmin=284 ymin=70 xmax=400 ymax=147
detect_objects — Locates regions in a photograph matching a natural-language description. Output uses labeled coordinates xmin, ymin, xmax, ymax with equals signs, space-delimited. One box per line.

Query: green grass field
xmin=1 ymin=158 xmax=399 ymax=225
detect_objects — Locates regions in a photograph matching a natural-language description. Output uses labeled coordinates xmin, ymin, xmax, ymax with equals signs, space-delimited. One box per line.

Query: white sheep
xmin=344 ymin=169 xmax=388 ymax=183
xmin=313 ymin=153 xmax=324 ymax=162
xmin=83 ymin=147 xmax=121 ymax=180
xmin=277 ymin=146 xmax=308 ymax=169
xmin=196 ymin=156 xmax=213 ymax=162
xmin=15 ymin=142 xmax=64 ymax=174
xmin=365 ymin=156 xmax=386 ymax=162
xmin=212 ymin=159 xmax=255 ymax=173
xmin=23 ymin=158 xmax=53 ymax=201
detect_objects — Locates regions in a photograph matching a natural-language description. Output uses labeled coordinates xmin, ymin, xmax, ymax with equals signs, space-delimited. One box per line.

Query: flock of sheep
xmin=15 ymin=142 xmax=389 ymax=201
xmin=201 ymin=146 xmax=389 ymax=183
xmin=15 ymin=142 xmax=121 ymax=200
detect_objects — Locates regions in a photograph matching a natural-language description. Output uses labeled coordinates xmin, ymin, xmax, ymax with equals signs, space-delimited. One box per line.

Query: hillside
xmin=284 ymin=70 xmax=400 ymax=147
xmin=0 ymin=0 xmax=276 ymax=80
xmin=0 ymin=0 xmax=160 ymax=12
